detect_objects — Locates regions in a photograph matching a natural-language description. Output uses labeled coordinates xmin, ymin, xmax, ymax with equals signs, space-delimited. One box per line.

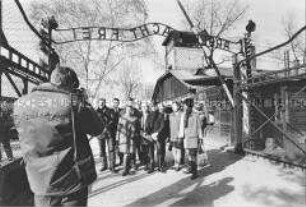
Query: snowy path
xmin=89 ymin=138 xmax=306 ymax=207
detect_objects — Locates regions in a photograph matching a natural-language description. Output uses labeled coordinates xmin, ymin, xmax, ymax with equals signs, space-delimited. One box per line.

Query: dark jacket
xmin=160 ymin=113 xmax=170 ymax=142
xmin=96 ymin=106 xmax=112 ymax=139
xmin=109 ymin=107 xmax=122 ymax=137
xmin=146 ymin=110 xmax=165 ymax=141
xmin=13 ymin=83 xmax=103 ymax=196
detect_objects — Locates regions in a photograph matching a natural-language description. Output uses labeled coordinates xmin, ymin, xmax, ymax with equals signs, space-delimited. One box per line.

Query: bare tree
xmin=281 ymin=13 xmax=305 ymax=65
xmin=29 ymin=0 xmax=154 ymax=99
xmin=118 ymin=58 xmax=142 ymax=100
xmin=181 ymin=0 xmax=249 ymax=64
xmin=268 ymin=13 xmax=306 ymax=69
xmin=138 ymin=82 xmax=155 ymax=101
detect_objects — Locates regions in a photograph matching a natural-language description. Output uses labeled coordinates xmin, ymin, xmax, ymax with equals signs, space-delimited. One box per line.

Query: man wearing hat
xmin=13 ymin=66 xmax=103 ymax=206
xmin=96 ymin=97 xmax=117 ymax=172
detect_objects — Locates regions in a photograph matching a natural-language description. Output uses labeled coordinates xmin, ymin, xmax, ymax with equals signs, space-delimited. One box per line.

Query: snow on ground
xmin=89 ymin=137 xmax=306 ymax=207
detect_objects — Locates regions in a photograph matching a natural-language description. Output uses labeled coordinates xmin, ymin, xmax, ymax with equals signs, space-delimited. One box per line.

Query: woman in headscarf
xmin=116 ymin=102 xmax=140 ymax=176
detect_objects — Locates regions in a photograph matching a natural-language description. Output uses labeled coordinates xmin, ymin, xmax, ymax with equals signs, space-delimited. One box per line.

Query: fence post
xmin=232 ymin=54 xmax=243 ymax=153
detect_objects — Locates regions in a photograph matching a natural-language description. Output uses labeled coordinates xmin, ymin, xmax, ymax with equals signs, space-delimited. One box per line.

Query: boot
xmin=122 ymin=154 xmax=130 ymax=176
xmin=109 ymin=152 xmax=118 ymax=173
xmin=100 ymin=157 xmax=108 ymax=171
xmin=117 ymin=152 xmax=123 ymax=166
xmin=147 ymin=162 xmax=155 ymax=174
xmin=144 ymin=164 xmax=149 ymax=171
xmin=131 ymin=154 xmax=138 ymax=171
xmin=183 ymin=161 xmax=192 ymax=174
xmin=190 ymin=161 xmax=199 ymax=180
xmin=130 ymin=161 xmax=137 ymax=174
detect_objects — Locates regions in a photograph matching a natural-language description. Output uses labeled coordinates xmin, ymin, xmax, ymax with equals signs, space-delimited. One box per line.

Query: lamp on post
xmin=40 ymin=16 xmax=59 ymax=72
xmin=233 ymin=20 xmax=256 ymax=154
xmin=243 ymin=20 xmax=256 ymax=79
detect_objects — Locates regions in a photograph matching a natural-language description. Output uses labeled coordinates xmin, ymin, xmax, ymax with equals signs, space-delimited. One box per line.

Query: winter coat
xmin=109 ymin=107 xmax=123 ymax=137
xmin=182 ymin=112 xmax=203 ymax=149
xmin=194 ymin=110 xmax=208 ymax=136
xmin=146 ymin=111 xmax=165 ymax=142
xmin=140 ymin=111 xmax=152 ymax=144
xmin=116 ymin=114 xmax=140 ymax=154
xmin=160 ymin=113 xmax=170 ymax=142
xmin=169 ymin=112 xmax=183 ymax=144
xmin=96 ymin=106 xmax=113 ymax=140
xmin=13 ymin=83 xmax=103 ymax=196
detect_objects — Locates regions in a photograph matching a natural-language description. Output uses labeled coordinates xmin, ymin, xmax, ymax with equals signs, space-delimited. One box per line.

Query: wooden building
xmin=244 ymin=67 xmax=306 ymax=160
xmin=153 ymin=29 xmax=306 ymax=163
xmin=153 ymin=30 xmax=235 ymax=145
xmin=152 ymin=67 xmax=234 ymax=145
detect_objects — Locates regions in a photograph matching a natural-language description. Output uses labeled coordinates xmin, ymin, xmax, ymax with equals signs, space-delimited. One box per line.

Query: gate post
xmin=0 ymin=72 xmax=2 ymax=97
xmin=232 ymin=54 xmax=243 ymax=153
xmin=22 ymin=79 xmax=28 ymax=95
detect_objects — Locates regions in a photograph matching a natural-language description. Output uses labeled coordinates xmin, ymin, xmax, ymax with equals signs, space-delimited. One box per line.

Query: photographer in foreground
xmin=13 ymin=66 xmax=103 ymax=207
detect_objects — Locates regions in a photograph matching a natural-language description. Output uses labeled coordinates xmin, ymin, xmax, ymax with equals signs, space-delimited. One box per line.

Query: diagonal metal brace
xmin=176 ymin=0 xmax=234 ymax=107
xmin=239 ymin=93 xmax=306 ymax=155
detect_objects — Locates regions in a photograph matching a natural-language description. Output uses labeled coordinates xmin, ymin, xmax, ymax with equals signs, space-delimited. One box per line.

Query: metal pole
xmin=232 ymin=54 xmax=243 ymax=153
xmin=176 ymin=0 xmax=234 ymax=107
xmin=0 ymin=0 xmax=2 ymax=29
xmin=48 ymin=25 xmax=52 ymax=70
xmin=0 ymin=0 xmax=2 ymax=97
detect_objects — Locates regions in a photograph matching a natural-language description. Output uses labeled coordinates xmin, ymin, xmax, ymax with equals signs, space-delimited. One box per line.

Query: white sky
xmin=2 ymin=0 xmax=306 ymax=84
xmin=147 ymin=0 xmax=305 ymax=42
xmin=143 ymin=0 xmax=306 ymax=82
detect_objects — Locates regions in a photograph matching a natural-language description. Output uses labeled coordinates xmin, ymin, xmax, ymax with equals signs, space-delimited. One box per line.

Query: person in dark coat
xmin=157 ymin=103 xmax=170 ymax=171
xmin=146 ymin=101 xmax=165 ymax=173
xmin=140 ymin=102 xmax=151 ymax=170
xmin=96 ymin=98 xmax=117 ymax=172
xmin=132 ymin=99 xmax=143 ymax=169
xmin=109 ymin=98 xmax=124 ymax=166
xmin=116 ymin=103 xmax=140 ymax=176
xmin=13 ymin=66 xmax=103 ymax=206
xmin=0 ymin=102 xmax=14 ymax=163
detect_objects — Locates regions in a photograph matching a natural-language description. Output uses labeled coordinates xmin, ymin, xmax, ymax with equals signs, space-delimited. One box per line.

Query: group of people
xmin=95 ymin=95 xmax=208 ymax=180
xmin=12 ymin=66 xmax=210 ymax=206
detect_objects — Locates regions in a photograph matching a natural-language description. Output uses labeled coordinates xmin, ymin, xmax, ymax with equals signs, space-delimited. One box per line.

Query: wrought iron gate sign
xmin=197 ymin=34 xmax=238 ymax=53
xmin=54 ymin=23 xmax=175 ymax=44
xmin=53 ymin=22 xmax=239 ymax=53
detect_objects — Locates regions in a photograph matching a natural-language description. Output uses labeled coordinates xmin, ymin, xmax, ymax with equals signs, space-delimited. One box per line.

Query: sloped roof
xmin=170 ymin=67 xmax=233 ymax=83
xmin=162 ymin=30 xmax=208 ymax=47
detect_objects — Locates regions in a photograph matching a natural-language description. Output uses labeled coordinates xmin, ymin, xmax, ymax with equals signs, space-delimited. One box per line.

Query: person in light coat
xmin=179 ymin=98 xmax=203 ymax=180
xmin=169 ymin=101 xmax=184 ymax=171
xmin=116 ymin=103 xmax=140 ymax=176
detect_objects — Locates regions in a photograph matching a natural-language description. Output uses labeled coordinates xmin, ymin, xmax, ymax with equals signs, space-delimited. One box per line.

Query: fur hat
xmin=183 ymin=98 xmax=194 ymax=108
xmin=50 ymin=66 xmax=79 ymax=89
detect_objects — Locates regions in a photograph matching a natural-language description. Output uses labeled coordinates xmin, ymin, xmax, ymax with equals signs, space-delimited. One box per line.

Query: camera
xmin=71 ymin=87 xmax=89 ymax=108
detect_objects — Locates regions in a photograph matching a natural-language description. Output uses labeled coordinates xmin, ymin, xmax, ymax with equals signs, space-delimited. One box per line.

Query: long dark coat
xmin=146 ymin=111 xmax=165 ymax=141
xmin=96 ymin=106 xmax=113 ymax=140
